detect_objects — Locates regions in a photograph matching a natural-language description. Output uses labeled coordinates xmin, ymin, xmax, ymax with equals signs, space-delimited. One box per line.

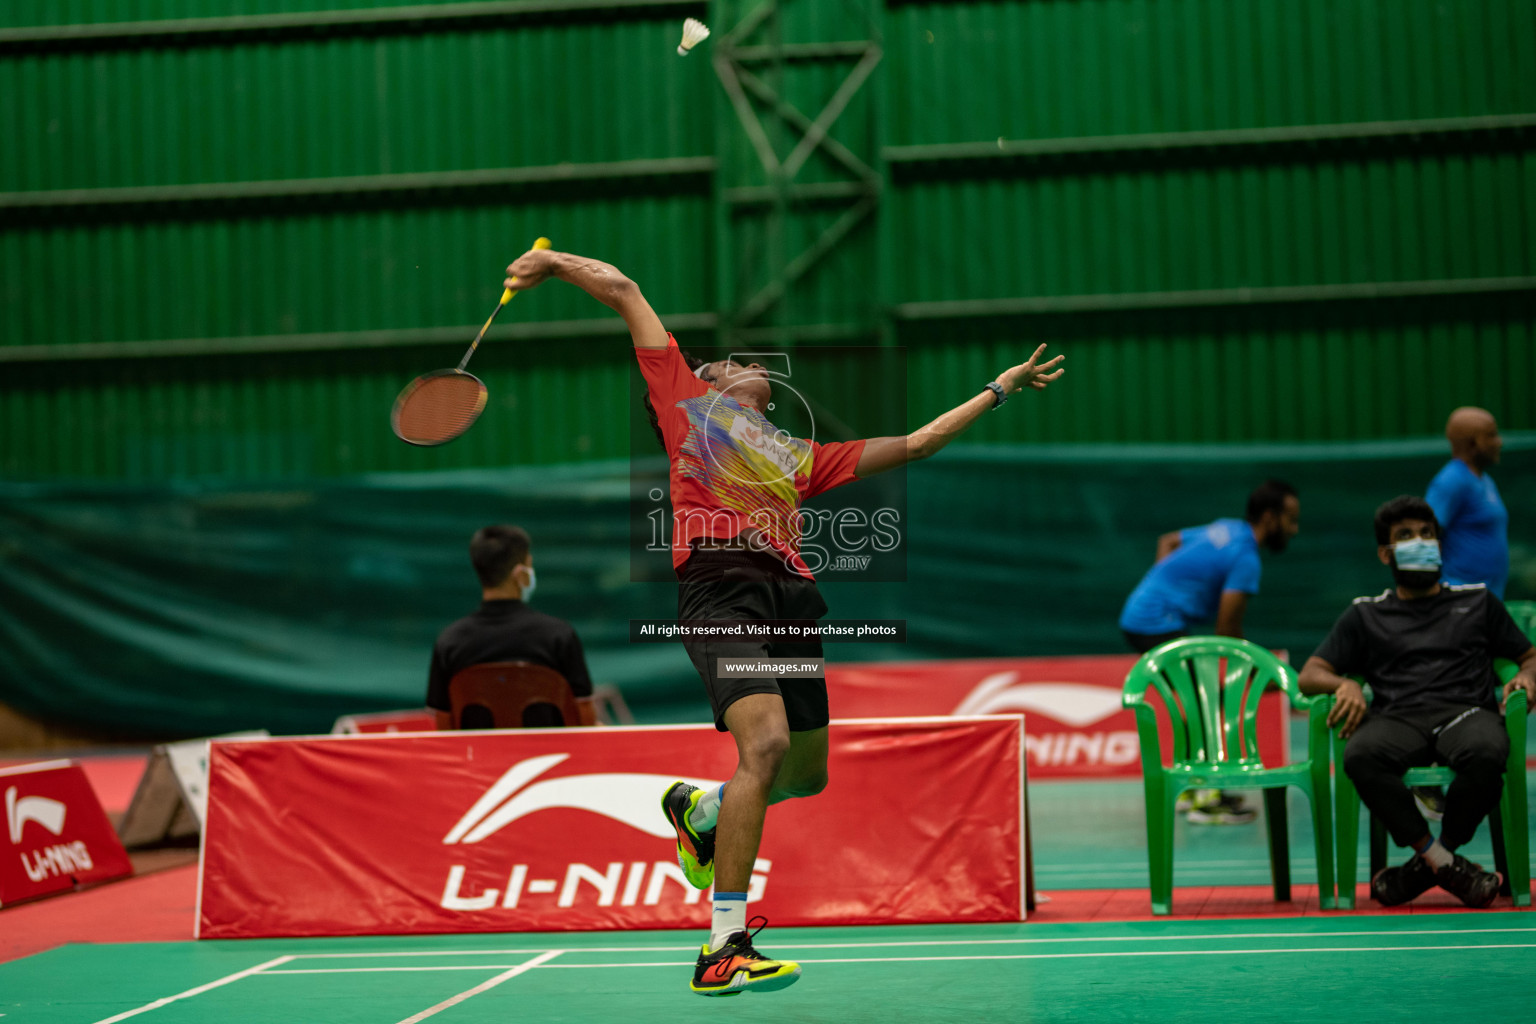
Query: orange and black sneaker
xmin=661 ymin=781 xmax=716 ymax=890
xmin=689 ymin=918 xmax=801 ymax=997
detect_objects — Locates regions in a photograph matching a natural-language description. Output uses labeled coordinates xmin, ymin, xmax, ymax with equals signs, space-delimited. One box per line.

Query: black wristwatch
xmin=983 ymin=381 xmax=1008 ymax=408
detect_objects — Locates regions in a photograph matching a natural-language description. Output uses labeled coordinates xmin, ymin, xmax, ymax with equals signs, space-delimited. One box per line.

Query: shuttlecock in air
xmin=677 ymin=18 xmax=710 ymax=56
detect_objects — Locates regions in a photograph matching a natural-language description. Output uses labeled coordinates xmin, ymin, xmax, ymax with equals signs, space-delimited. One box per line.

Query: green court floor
xmin=1028 ymin=779 xmax=1526 ymax=890
xmin=1030 ymin=719 xmax=1536 ymax=890
xmin=3 ymin=914 xmax=1534 ymax=1023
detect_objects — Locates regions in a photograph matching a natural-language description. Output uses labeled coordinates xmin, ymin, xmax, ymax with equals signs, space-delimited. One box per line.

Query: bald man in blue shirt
xmin=1414 ymin=407 xmax=1510 ymax=823
xmin=1428 ymin=407 xmax=1508 ymax=598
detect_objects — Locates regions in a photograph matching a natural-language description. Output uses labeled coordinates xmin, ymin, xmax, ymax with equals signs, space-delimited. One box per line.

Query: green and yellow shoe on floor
xmin=661 ymin=781 xmax=716 ymax=890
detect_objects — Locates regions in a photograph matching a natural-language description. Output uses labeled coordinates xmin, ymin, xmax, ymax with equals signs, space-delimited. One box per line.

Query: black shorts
xmin=1122 ymin=629 xmax=1188 ymax=655
xmin=677 ymin=548 xmax=830 ymax=733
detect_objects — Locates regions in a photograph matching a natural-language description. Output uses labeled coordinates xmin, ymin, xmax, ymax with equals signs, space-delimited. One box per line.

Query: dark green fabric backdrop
xmin=2 ymin=436 xmax=1531 ymax=737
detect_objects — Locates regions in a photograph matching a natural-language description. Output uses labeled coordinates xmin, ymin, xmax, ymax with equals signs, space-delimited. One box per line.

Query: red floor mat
xmin=1029 ymin=883 xmax=1532 ymax=922
xmin=0 ymin=863 xmax=197 ymax=963
xmin=0 ymin=754 xmax=147 ymax=814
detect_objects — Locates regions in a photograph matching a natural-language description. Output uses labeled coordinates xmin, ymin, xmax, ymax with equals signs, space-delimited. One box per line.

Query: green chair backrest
xmin=1505 ymin=601 xmax=1536 ymax=644
xmin=1122 ymin=636 xmax=1301 ymax=767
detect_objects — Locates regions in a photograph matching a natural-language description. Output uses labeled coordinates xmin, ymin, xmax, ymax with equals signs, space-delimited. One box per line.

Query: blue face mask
xmin=1391 ymin=538 xmax=1441 ymax=571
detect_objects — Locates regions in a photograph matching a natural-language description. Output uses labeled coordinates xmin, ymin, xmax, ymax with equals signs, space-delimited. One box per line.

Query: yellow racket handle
xmin=500 ymin=236 xmax=553 ymax=304
xmin=461 ymin=237 xmax=553 ymax=371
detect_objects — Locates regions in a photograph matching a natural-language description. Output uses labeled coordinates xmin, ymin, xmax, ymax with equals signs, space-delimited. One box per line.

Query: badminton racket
xmin=391 ymin=236 xmax=552 ymax=446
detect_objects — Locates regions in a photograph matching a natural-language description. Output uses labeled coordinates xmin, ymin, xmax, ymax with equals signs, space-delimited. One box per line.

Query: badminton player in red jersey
xmin=505 ymin=246 xmax=1064 ymax=996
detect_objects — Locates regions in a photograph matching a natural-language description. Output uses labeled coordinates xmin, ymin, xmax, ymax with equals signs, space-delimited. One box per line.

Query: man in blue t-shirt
xmin=1119 ymin=479 xmax=1301 ymax=823
xmin=1427 ymin=407 xmax=1507 ymax=598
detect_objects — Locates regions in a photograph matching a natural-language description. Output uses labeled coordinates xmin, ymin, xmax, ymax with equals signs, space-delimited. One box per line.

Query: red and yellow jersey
xmin=636 ymin=336 xmax=865 ymax=578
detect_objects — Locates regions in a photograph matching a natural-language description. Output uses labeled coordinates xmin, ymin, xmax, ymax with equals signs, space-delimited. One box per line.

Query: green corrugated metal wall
xmin=2 ymin=0 xmax=1533 ymax=478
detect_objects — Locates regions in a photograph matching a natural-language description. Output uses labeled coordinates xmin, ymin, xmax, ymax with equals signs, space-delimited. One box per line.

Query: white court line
xmin=534 ymin=942 xmax=1536 ymax=968
xmin=393 ymin=951 xmax=563 ymax=1024
xmin=254 ymin=941 xmax=1536 ymax=976
xmin=266 ymin=966 xmax=526 ymax=975
xmin=280 ymin=924 xmax=1536 ymax=960
xmin=91 ymin=956 xmax=296 ymax=1024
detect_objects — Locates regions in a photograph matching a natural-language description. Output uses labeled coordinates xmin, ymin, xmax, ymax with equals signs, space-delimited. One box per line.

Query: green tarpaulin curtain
xmin=2 ymin=436 xmax=1530 ymax=737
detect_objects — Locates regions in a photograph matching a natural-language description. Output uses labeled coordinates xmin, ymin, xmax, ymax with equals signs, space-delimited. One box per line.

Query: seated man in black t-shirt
xmin=1299 ymin=496 xmax=1536 ymax=908
xmin=427 ymin=524 xmax=594 ymax=729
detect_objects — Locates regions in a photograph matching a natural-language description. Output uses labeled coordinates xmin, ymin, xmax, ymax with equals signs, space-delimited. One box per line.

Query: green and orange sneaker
xmin=661 ymin=781 xmax=716 ymax=890
xmin=690 ymin=918 xmax=801 ymax=997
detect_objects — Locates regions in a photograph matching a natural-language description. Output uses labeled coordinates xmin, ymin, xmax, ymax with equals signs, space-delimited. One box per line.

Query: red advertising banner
xmin=197 ymin=716 xmax=1026 ymax=939
xmin=826 ymin=655 xmax=1289 ymax=780
xmin=1 ymin=760 xmax=133 ymax=907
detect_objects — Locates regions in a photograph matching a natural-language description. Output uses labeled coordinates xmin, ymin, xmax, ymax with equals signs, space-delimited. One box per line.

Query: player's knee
xmin=740 ymin=730 xmax=790 ymax=777
xmin=783 ymin=767 xmax=828 ymax=799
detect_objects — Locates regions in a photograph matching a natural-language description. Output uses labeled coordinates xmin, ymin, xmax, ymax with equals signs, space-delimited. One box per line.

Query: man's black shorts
xmin=677 ymin=547 xmax=830 ymax=733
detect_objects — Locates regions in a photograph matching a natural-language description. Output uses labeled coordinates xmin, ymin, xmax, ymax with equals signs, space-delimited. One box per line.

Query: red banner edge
xmin=1017 ymin=718 xmax=1028 ymax=922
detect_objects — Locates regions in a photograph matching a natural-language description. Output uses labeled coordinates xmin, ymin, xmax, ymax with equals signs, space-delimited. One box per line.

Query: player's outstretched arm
xmin=853 ymin=343 xmax=1064 ymax=479
xmin=504 ymin=248 xmax=669 ymax=349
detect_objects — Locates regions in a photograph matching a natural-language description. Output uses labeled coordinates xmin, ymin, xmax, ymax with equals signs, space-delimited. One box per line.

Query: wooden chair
xmin=447 ymin=662 xmax=597 ymax=729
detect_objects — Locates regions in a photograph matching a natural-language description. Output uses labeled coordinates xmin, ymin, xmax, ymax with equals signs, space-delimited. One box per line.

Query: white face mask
xmin=518 ymin=564 xmax=537 ymax=602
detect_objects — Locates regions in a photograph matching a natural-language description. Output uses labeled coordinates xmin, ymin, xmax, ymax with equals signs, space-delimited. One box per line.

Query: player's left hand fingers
xmin=1015 ymin=343 xmax=1048 ymax=371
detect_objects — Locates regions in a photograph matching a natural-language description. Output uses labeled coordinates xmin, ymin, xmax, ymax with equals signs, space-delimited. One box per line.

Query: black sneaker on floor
xmin=1370 ymin=854 xmax=1437 ymax=906
xmin=690 ymin=917 xmax=801 ymax=997
xmin=661 ymin=781 xmax=716 ymax=890
xmin=1435 ymin=854 xmax=1502 ymax=908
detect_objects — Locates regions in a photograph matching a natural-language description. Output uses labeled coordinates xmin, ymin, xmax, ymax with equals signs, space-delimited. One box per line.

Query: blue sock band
xmin=714 ymin=891 xmax=747 ymax=901
xmin=1412 ymin=835 xmax=1434 ymax=855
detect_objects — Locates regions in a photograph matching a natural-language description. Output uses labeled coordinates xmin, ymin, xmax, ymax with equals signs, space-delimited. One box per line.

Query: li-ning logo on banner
xmin=7 ymin=785 xmax=95 ymax=883
xmin=951 ymin=673 xmax=1124 ymax=725
xmin=951 ymin=673 xmax=1138 ymax=768
xmin=6 ymin=786 xmax=66 ymax=845
xmin=438 ymin=754 xmax=768 ymax=913
xmin=443 ymin=753 xmax=722 ymax=845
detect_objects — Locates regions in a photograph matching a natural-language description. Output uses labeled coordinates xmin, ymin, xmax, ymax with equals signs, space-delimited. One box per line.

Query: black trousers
xmin=1122 ymin=629 xmax=1186 ymax=655
xmin=1341 ymin=703 xmax=1509 ymax=851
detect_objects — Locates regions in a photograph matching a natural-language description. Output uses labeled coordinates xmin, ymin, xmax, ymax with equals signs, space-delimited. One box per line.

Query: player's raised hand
xmin=997 ymin=344 xmax=1065 ymax=395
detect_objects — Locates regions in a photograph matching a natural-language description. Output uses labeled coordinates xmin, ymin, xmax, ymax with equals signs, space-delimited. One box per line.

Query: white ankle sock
xmin=689 ymin=783 xmax=725 ymax=833
xmin=709 ymin=892 xmax=747 ymax=950
xmin=1417 ymin=838 xmax=1453 ymax=870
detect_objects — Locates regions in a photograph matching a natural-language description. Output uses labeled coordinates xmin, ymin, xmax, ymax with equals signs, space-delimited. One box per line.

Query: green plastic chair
xmin=1505 ymin=600 xmax=1536 ymax=642
xmin=1122 ymin=636 xmax=1335 ymax=915
xmin=1332 ymin=661 xmax=1530 ymax=909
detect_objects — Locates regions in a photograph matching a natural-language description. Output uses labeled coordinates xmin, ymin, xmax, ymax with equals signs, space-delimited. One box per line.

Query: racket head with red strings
xmin=390 ymin=369 xmax=489 ymax=446
xmin=390 ymin=236 xmax=549 ymax=446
